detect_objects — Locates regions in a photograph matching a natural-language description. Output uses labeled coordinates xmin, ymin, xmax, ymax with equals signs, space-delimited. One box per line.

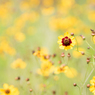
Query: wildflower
xmin=65 ymin=67 xmax=77 ymax=78
xmin=0 ymin=83 xmax=19 ymax=95
xmin=72 ymin=48 xmax=85 ymax=58
xmin=37 ymin=61 xmax=54 ymax=76
xmin=89 ymin=76 xmax=95 ymax=94
xmin=33 ymin=47 xmax=48 ymax=58
xmin=54 ymin=64 xmax=68 ymax=74
xmin=11 ymin=58 xmax=26 ymax=69
xmin=14 ymin=32 xmax=25 ymax=42
xmin=57 ymin=32 xmax=76 ymax=50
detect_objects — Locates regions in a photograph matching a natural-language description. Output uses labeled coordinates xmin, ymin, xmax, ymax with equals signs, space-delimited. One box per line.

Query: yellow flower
xmin=54 ymin=65 xmax=68 ymax=74
xmin=0 ymin=83 xmax=19 ymax=95
xmin=37 ymin=61 xmax=54 ymax=76
xmin=11 ymin=58 xmax=26 ymax=69
xmin=89 ymin=76 xmax=95 ymax=94
xmin=0 ymin=40 xmax=16 ymax=56
xmin=72 ymin=48 xmax=85 ymax=58
xmin=92 ymin=36 xmax=95 ymax=44
xmin=90 ymin=76 xmax=95 ymax=86
xmin=57 ymin=32 xmax=76 ymax=50
xmin=14 ymin=32 xmax=25 ymax=42
xmin=64 ymin=67 xmax=78 ymax=78
xmin=33 ymin=48 xmax=48 ymax=58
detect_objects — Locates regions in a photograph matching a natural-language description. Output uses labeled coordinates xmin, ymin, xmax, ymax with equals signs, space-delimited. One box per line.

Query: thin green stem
xmin=82 ymin=68 xmax=94 ymax=87
xmin=83 ymin=64 xmax=89 ymax=82
xmin=85 ymin=40 xmax=95 ymax=51
xmin=77 ymin=85 xmax=82 ymax=95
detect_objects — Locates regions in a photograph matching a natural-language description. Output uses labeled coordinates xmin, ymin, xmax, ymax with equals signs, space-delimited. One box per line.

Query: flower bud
xmin=26 ymin=78 xmax=29 ymax=81
xmin=37 ymin=47 xmax=40 ymax=51
xmin=80 ymin=35 xmax=85 ymax=40
xmin=30 ymin=89 xmax=33 ymax=92
xmin=81 ymin=52 xmax=85 ymax=55
xmin=52 ymin=90 xmax=56 ymax=94
xmin=65 ymin=92 xmax=68 ymax=95
xmin=15 ymin=77 xmax=20 ymax=80
xmin=73 ymin=83 xmax=77 ymax=86
xmin=32 ymin=50 xmax=35 ymax=54
xmin=58 ymin=60 xmax=62 ymax=64
xmin=87 ymin=84 xmax=90 ymax=88
xmin=61 ymin=53 xmax=65 ymax=57
xmin=52 ymin=54 xmax=56 ymax=58
xmin=67 ymin=53 xmax=71 ymax=58
xmin=71 ymin=33 xmax=74 ymax=36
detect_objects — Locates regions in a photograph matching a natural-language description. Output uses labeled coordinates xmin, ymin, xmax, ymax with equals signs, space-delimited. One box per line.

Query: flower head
xmin=11 ymin=58 xmax=26 ymax=69
xmin=57 ymin=32 xmax=76 ymax=50
xmin=0 ymin=83 xmax=19 ymax=95
xmin=89 ymin=76 xmax=95 ymax=94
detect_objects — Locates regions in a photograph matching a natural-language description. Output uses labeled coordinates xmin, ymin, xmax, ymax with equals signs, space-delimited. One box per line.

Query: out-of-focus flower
xmin=42 ymin=0 xmax=54 ymax=7
xmin=41 ymin=7 xmax=55 ymax=15
xmin=49 ymin=16 xmax=80 ymax=31
xmin=14 ymin=32 xmax=25 ymax=42
xmin=11 ymin=58 xmax=26 ymax=69
xmin=88 ymin=11 xmax=95 ymax=22
xmin=89 ymin=76 xmax=95 ymax=94
xmin=72 ymin=48 xmax=85 ymax=58
xmin=57 ymin=0 xmax=75 ymax=15
xmin=37 ymin=61 xmax=54 ymax=76
xmin=64 ymin=67 xmax=78 ymax=78
xmin=0 ymin=83 xmax=19 ymax=95
xmin=54 ymin=76 xmax=59 ymax=81
xmin=54 ymin=65 xmax=68 ymax=74
xmin=26 ymin=27 xmax=36 ymax=35
xmin=90 ymin=76 xmax=95 ymax=86
xmin=57 ymin=32 xmax=76 ymax=50
xmin=0 ymin=40 xmax=16 ymax=56
xmin=92 ymin=36 xmax=95 ymax=44
xmin=39 ymin=84 xmax=46 ymax=91
xmin=33 ymin=48 xmax=48 ymax=58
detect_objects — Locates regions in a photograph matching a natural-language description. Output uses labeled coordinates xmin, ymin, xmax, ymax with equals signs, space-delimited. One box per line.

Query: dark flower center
xmin=5 ymin=89 xmax=10 ymax=94
xmin=62 ymin=36 xmax=72 ymax=46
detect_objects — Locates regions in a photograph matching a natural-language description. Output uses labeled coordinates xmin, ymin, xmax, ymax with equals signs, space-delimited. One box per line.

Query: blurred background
xmin=0 ymin=0 xmax=95 ymax=95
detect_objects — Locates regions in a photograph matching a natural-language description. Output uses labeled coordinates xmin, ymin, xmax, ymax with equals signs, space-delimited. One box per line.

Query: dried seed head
xmin=52 ymin=90 xmax=56 ymax=94
xmin=30 ymin=89 xmax=33 ymax=92
xmin=73 ymin=83 xmax=77 ymax=86
xmin=26 ymin=78 xmax=29 ymax=81
xmin=87 ymin=84 xmax=90 ymax=88
xmin=61 ymin=53 xmax=65 ymax=57
xmin=71 ymin=33 xmax=74 ymax=36
xmin=80 ymin=35 xmax=85 ymax=40
xmin=15 ymin=77 xmax=20 ymax=80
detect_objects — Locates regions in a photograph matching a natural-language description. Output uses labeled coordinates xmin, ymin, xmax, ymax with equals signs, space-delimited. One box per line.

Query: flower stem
xmin=82 ymin=68 xmax=94 ymax=87
xmin=85 ymin=40 xmax=95 ymax=51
